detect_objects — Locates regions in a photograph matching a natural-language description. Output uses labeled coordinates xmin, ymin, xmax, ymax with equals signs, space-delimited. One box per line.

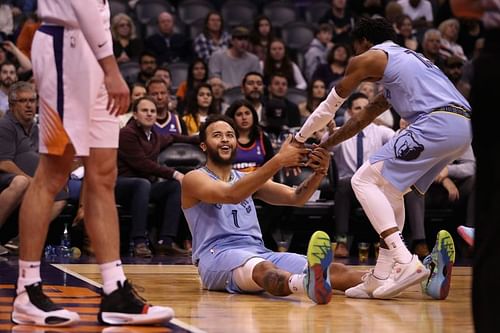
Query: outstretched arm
xmin=320 ymin=92 xmax=391 ymax=149
xmin=295 ymin=50 xmax=387 ymax=143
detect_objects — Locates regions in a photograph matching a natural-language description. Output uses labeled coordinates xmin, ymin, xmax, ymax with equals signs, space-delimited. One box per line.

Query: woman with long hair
xmin=225 ymin=100 xmax=274 ymax=172
xmin=182 ymin=83 xmax=218 ymax=135
xmin=438 ymin=18 xmax=467 ymax=61
xmin=249 ymin=15 xmax=275 ymax=62
xmin=394 ymin=14 xmax=418 ymax=51
xmin=298 ymin=79 xmax=327 ymax=123
xmin=193 ymin=11 xmax=231 ymax=63
xmin=176 ymin=58 xmax=208 ymax=104
xmin=262 ymin=38 xmax=307 ymax=89
xmin=312 ymin=43 xmax=351 ymax=90
xmin=111 ymin=13 xmax=143 ymax=63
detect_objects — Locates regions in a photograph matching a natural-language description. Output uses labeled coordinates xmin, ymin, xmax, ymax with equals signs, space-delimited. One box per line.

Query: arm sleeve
xmin=70 ymin=0 xmax=113 ymax=60
xmin=292 ymin=62 xmax=307 ymax=90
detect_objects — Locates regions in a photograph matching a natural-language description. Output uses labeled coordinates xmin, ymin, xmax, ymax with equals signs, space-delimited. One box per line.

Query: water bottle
xmin=59 ymin=223 xmax=71 ymax=257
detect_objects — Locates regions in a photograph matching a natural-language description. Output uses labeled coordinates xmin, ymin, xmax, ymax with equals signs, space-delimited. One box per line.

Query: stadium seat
xmin=286 ymin=87 xmax=307 ymax=105
xmin=135 ymin=0 xmax=176 ymax=25
xmin=304 ymin=2 xmax=331 ymax=24
xmin=109 ymin=0 xmax=129 ymax=17
xmin=119 ymin=61 xmax=140 ymax=85
xmin=223 ymin=86 xmax=244 ymax=106
xmin=220 ymin=0 xmax=257 ymax=29
xmin=168 ymin=62 xmax=189 ymax=91
xmin=158 ymin=143 xmax=206 ymax=174
xmin=281 ymin=21 xmax=315 ymax=53
xmin=177 ymin=0 xmax=214 ymax=26
xmin=262 ymin=2 xmax=297 ymax=29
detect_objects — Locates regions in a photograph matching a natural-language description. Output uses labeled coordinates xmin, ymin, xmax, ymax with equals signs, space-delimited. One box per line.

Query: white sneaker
xmin=373 ymin=255 xmax=429 ymax=299
xmin=12 ymin=282 xmax=80 ymax=326
xmin=345 ymin=270 xmax=388 ymax=299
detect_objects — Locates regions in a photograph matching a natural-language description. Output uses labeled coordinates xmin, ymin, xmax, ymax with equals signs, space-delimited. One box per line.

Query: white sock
xmin=373 ymin=247 xmax=394 ymax=279
xmin=288 ymin=274 xmax=305 ymax=294
xmin=384 ymin=232 xmax=412 ymax=263
xmin=17 ymin=260 xmax=41 ymax=295
xmin=100 ymin=260 xmax=127 ymax=295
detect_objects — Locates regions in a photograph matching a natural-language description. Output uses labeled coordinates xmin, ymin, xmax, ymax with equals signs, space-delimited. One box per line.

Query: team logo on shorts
xmin=394 ymin=131 xmax=424 ymax=161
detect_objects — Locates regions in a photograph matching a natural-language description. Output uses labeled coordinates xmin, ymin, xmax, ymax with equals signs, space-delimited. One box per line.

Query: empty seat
xmin=119 ymin=61 xmax=140 ymax=84
xmin=286 ymin=87 xmax=307 ymax=106
xmin=262 ymin=2 xmax=297 ymax=29
xmin=158 ymin=143 xmax=206 ymax=174
xmin=304 ymin=2 xmax=331 ymax=23
xmin=223 ymin=86 xmax=244 ymax=106
xmin=109 ymin=0 xmax=129 ymax=17
xmin=281 ymin=21 xmax=315 ymax=52
xmin=177 ymin=0 xmax=214 ymax=26
xmin=168 ymin=62 xmax=189 ymax=91
xmin=220 ymin=0 xmax=257 ymax=29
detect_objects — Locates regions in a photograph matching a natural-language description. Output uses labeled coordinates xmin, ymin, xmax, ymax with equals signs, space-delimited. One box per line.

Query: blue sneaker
xmin=421 ymin=230 xmax=455 ymax=300
xmin=303 ymin=231 xmax=333 ymax=304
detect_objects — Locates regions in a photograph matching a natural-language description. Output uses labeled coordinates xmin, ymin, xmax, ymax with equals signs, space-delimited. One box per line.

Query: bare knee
xmin=9 ymin=175 xmax=30 ymax=196
xmin=252 ymin=261 xmax=291 ymax=296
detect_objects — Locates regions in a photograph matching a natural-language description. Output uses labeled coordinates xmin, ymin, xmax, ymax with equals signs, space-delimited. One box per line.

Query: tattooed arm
xmin=254 ymin=147 xmax=331 ymax=206
xmin=319 ymin=93 xmax=391 ymax=149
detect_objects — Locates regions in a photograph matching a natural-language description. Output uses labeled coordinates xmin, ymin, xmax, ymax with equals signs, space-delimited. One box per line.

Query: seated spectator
xmin=262 ymin=38 xmax=307 ymax=90
xmin=182 ymin=83 xmax=218 ymax=136
xmin=111 ymin=13 xmax=143 ymax=64
xmin=208 ymin=76 xmax=228 ymax=114
xmin=119 ymin=82 xmax=146 ymax=128
xmin=397 ymin=0 xmax=434 ymax=31
xmin=249 ymin=15 xmax=275 ymax=62
xmin=442 ymin=55 xmax=470 ymax=99
xmin=264 ymin=73 xmax=301 ymax=132
xmin=208 ymin=26 xmax=261 ymax=89
xmin=117 ymin=97 xmax=198 ymax=256
xmin=0 ymin=82 xmax=67 ymax=251
xmin=193 ymin=11 xmax=231 ymax=64
xmin=298 ymin=79 xmax=327 ymax=123
xmin=135 ymin=51 xmax=158 ymax=85
xmin=357 ymin=82 xmax=395 ymax=129
xmin=394 ymin=14 xmax=418 ymax=51
xmin=225 ymin=100 xmax=274 ymax=172
xmin=176 ymin=58 xmax=208 ymax=104
xmin=0 ymin=62 xmax=18 ymax=116
xmin=153 ymin=66 xmax=178 ymax=114
xmin=420 ymin=29 xmax=446 ymax=69
xmin=304 ymin=23 xmax=333 ymax=82
xmin=312 ymin=44 xmax=350 ymax=91
xmin=145 ymin=12 xmax=191 ymax=65
xmin=241 ymin=72 xmax=266 ymax=126
xmin=318 ymin=0 xmax=355 ymax=44
xmin=438 ymin=18 xmax=467 ymax=61
xmin=147 ymin=77 xmax=187 ymax=135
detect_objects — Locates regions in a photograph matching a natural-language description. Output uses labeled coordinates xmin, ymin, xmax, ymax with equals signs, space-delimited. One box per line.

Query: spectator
xmin=0 ymin=62 xmax=17 ymax=116
xmin=298 ymin=79 xmax=327 ymax=123
xmin=0 ymin=82 xmax=67 ymax=247
xmin=1 ymin=41 xmax=32 ymax=74
xmin=241 ymin=71 xmax=266 ymax=126
xmin=420 ymin=29 xmax=446 ymax=69
xmin=119 ymin=82 xmax=146 ymax=128
xmin=117 ymin=97 xmax=197 ymax=256
xmin=193 ymin=11 xmax=231 ymax=64
xmin=397 ymin=0 xmax=434 ymax=30
xmin=153 ymin=66 xmax=178 ymax=113
xmin=136 ymin=51 xmax=158 ymax=85
xmin=357 ymin=81 xmax=395 ymax=129
xmin=442 ymin=55 xmax=470 ymax=99
xmin=312 ymin=44 xmax=350 ymax=90
xmin=145 ymin=12 xmax=190 ymax=65
xmin=249 ymin=15 xmax=275 ymax=62
xmin=176 ymin=58 xmax=208 ymax=104
xmin=182 ymin=83 xmax=218 ymax=135
xmin=209 ymin=26 xmax=261 ymax=88
xmin=264 ymin=73 xmax=301 ymax=133
xmin=208 ymin=76 xmax=228 ymax=114
xmin=319 ymin=0 xmax=355 ymax=44
xmin=111 ymin=13 xmax=143 ymax=64
xmin=147 ymin=77 xmax=187 ymax=135
xmin=438 ymin=18 xmax=467 ymax=61
xmin=394 ymin=14 xmax=418 ymax=51
xmin=304 ymin=23 xmax=333 ymax=82
xmin=262 ymin=38 xmax=307 ymax=90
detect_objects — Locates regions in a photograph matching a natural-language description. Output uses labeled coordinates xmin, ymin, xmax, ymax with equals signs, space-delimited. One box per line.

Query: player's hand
xmin=104 ymin=71 xmax=130 ymax=116
xmin=307 ymin=145 xmax=330 ymax=175
xmin=277 ymin=135 xmax=310 ymax=168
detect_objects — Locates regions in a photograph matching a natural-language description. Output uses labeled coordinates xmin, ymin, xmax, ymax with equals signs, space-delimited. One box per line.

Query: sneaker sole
xmin=306 ymin=231 xmax=333 ymax=304
xmin=457 ymin=227 xmax=474 ymax=247
xmin=98 ymin=310 xmax=174 ymax=325
xmin=373 ymin=262 xmax=429 ymax=299
xmin=12 ymin=311 xmax=80 ymax=327
xmin=425 ymin=230 xmax=455 ymax=300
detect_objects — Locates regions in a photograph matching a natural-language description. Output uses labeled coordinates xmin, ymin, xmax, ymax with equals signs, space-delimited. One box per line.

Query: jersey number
xmin=231 ymin=210 xmax=240 ymax=228
xmin=404 ymin=49 xmax=434 ymax=68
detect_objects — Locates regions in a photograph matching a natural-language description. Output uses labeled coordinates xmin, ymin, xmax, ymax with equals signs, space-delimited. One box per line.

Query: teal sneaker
xmin=304 ymin=231 xmax=333 ymax=304
xmin=421 ymin=230 xmax=456 ymax=300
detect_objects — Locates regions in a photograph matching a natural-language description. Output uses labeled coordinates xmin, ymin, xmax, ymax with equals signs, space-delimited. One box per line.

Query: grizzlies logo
xmin=394 ymin=131 xmax=424 ymax=161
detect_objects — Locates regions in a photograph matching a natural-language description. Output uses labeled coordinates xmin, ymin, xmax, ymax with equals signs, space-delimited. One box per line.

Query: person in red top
xmin=117 ymin=97 xmax=198 ymax=256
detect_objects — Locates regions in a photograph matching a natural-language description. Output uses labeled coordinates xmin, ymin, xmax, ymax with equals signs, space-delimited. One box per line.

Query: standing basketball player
xmin=12 ymin=0 xmax=173 ymax=327
xmin=294 ymin=17 xmax=470 ymax=299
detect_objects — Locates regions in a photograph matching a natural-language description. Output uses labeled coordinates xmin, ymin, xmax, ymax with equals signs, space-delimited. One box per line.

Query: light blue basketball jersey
xmin=183 ymin=168 xmax=264 ymax=266
xmin=372 ymin=41 xmax=470 ymax=123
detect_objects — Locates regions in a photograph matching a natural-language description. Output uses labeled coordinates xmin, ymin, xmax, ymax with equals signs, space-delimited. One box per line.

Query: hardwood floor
xmin=60 ymin=264 xmax=474 ymax=333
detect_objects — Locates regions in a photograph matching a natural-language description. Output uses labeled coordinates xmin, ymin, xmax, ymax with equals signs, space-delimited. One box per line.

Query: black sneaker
xmin=12 ymin=282 xmax=80 ymax=326
xmin=98 ymin=280 xmax=174 ymax=325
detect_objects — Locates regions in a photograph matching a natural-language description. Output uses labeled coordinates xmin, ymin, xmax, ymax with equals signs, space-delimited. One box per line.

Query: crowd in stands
xmin=0 ymin=0 xmax=479 ymax=259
